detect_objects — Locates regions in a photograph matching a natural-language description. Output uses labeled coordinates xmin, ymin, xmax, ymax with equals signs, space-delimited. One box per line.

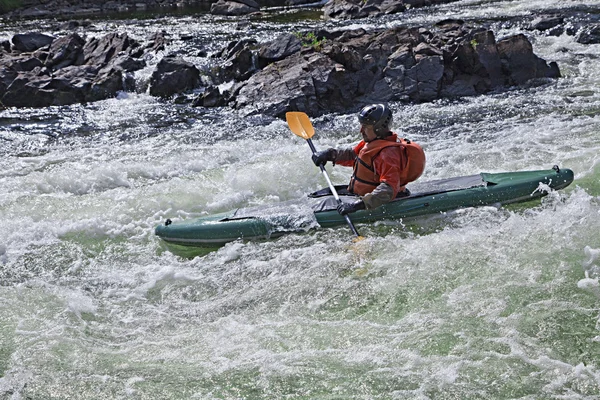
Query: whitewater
xmin=1 ymin=0 xmax=600 ymax=398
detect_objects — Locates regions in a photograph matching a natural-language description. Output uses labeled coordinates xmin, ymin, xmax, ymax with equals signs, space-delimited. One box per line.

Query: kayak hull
xmin=155 ymin=167 xmax=574 ymax=247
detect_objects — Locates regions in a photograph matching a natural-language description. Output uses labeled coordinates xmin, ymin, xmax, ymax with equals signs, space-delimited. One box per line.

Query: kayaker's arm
xmin=338 ymin=182 xmax=394 ymax=213
xmin=312 ymin=147 xmax=357 ymax=167
xmin=362 ymin=182 xmax=395 ymax=209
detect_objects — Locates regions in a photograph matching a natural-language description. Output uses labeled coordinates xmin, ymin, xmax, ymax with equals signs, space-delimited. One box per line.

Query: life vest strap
xmin=356 ymin=157 xmax=375 ymax=172
xmin=352 ymin=175 xmax=379 ymax=187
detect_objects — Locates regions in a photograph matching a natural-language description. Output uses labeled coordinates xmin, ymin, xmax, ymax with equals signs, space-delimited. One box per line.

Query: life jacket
xmin=348 ymin=136 xmax=426 ymax=196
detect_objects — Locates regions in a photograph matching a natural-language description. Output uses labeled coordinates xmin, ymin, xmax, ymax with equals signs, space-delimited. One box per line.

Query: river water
xmin=1 ymin=0 xmax=600 ymax=398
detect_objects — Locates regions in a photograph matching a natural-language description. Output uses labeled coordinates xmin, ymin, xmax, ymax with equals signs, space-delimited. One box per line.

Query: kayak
xmin=155 ymin=166 xmax=574 ymax=247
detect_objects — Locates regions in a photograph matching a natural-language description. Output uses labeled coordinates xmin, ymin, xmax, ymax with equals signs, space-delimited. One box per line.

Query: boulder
xmin=210 ymin=0 xmax=259 ymax=16
xmin=226 ymin=22 xmax=561 ymax=117
xmin=11 ymin=32 xmax=55 ymax=52
xmin=0 ymin=31 xmax=148 ymax=108
xmin=45 ymin=33 xmax=86 ymax=70
xmin=216 ymin=39 xmax=259 ymax=82
xmin=149 ymin=55 xmax=201 ymax=97
xmin=324 ymin=0 xmax=455 ymax=20
xmin=576 ymin=24 xmax=600 ymax=44
xmin=496 ymin=34 xmax=560 ymax=86
xmin=257 ymin=33 xmax=302 ymax=68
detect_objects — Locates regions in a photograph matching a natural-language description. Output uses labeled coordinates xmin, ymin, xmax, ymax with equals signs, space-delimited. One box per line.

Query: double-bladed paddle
xmin=285 ymin=111 xmax=361 ymax=238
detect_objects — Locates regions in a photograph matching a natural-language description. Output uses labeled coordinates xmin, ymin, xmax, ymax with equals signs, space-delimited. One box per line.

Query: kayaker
xmin=312 ymin=104 xmax=425 ymax=215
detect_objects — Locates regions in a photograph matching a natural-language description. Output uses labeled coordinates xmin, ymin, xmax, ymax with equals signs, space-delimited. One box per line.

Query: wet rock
xmin=210 ymin=0 xmax=259 ymax=16
xmin=0 ymin=31 xmax=147 ymax=108
xmin=11 ymin=32 xmax=55 ymax=52
xmin=149 ymin=55 xmax=201 ymax=97
xmin=81 ymin=32 xmax=140 ymax=67
xmin=324 ymin=0 xmax=454 ymax=20
xmin=576 ymin=24 xmax=600 ymax=45
xmin=45 ymin=33 xmax=86 ymax=70
xmin=214 ymin=39 xmax=259 ymax=82
xmin=528 ymin=16 xmax=564 ymax=36
xmin=496 ymin=34 xmax=560 ymax=86
xmin=225 ymin=22 xmax=561 ymax=117
xmin=145 ymin=30 xmax=170 ymax=52
xmin=257 ymin=33 xmax=302 ymax=68
xmin=192 ymin=86 xmax=229 ymax=107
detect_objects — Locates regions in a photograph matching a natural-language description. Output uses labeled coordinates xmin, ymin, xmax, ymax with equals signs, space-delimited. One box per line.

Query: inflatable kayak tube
xmin=155 ymin=166 xmax=574 ymax=247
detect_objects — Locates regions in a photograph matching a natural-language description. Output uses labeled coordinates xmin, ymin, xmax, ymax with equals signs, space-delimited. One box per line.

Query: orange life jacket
xmin=348 ymin=136 xmax=426 ymax=196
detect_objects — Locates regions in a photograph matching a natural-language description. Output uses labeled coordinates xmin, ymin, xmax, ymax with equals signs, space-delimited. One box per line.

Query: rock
xmin=149 ymin=55 xmax=201 ymax=97
xmin=82 ymin=32 xmax=139 ymax=67
xmin=576 ymin=24 xmax=600 ymax=44
xmin=210 ymin=0 xmax=259 ymax=16
xmin=146 ymin=30 xmax=170 ymax=52
xmin=257 ymin=33 xmax=302 ymax=68
xmin=496 ymin=34 xmax=561 ymax=86
xmin=11 ymin=32 xmax=55 ymax=52
xmin=0 ymin=31 xmax=148 ymax=108
xmin=227 ymin=23 xmax=561 ymax=117
xmin=217 ymin=39 xmax=258 ymax=82
xmin=529 ymin=16 xmax=564 ymax=32
xmin=45 ymin=33 xmax=86 ymax=70
xmin=192 ymin=86 xmax=229 ymax=107
xmin=324 ymin=0 xmax=454 ymax=20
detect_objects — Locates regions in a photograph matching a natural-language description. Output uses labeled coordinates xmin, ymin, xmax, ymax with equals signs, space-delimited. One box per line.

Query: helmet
xmin=358 ymin=104 xmax=393 ymax=137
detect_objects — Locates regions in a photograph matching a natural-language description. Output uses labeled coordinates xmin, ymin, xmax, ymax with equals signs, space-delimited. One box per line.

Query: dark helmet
xmin=358 ymin=104 xmax=393 ymax=137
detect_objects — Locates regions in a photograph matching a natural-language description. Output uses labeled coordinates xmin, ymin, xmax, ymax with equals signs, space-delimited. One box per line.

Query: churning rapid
xmin=1 ymin=0 xmax=600 ymax=398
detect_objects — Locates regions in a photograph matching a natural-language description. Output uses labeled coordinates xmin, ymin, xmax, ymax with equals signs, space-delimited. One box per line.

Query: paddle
xmin=285 ymin=111 xmax=361 ymax=238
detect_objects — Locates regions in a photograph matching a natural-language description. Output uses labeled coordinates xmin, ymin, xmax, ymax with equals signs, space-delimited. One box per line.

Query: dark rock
xmin=528 ymin=16 xmax=565 ymax=37
xmin=193 ymin=86 xmax=229 ymax=107
xmin=112 ymin=54 xmax=146 ymax=72
xmin=324 ymin=0 xmax=455 ymax=20
xmin=0 ymin=31 xmax=148 ymax=108
xmin=529 ymin=16 xmax=564 ymax=32
xmin=11 ymin=32 xmax=55 ymax=53
xmin=149 ymin=55 xmax=201 ymax=97
xmin=88 ymin=66 xmax=124 ymax=101
xmin=8 ymin=55 xmax=44 ymax=72
xmin=82 ymin=32 xmax=138 ymax=67
xmin=146 ymin=30 xmax=170 ymax=52
xmin=210 ymin=0 xmax=259 ymax=16
xmin=576 ymin=24 xmax=600 ymax=44
xmin=228 ymin=24 xmax=561 ymax=117
xmin=258 ymin=33 xmax=302 ymax=68
xmin=217 ymin=39 xmax=259 ymax=82
xmin=45 ymin=33 xmax=86 ymax=70
xmin=497 ymin=34 xmax=560 ymax=86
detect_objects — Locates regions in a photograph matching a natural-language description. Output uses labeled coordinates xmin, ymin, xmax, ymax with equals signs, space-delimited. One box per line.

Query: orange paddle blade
xmin=285 ymin=112 xmax=315 ymax=140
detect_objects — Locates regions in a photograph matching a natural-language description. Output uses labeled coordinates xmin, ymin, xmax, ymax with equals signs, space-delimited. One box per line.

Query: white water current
xmin=1 ymin=0 xmax=600 ymax=398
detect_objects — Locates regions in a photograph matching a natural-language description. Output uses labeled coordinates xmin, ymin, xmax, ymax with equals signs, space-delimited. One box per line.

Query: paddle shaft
xmin=306 ymin=138 xmax=361 ymax=237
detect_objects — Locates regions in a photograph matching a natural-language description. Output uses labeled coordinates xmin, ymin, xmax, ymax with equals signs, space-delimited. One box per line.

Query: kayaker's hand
xmin=337 ymin=200 xmax=365 ymax=215
xmin=312 ymin=149 xmax=334 ymax=167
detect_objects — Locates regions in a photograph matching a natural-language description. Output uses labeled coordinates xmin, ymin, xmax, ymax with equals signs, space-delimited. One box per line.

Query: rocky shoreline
xmin=1 ymin=0 xmax=466 ymax=20
xmin=1 ymin=2 xmax=599 ymax=117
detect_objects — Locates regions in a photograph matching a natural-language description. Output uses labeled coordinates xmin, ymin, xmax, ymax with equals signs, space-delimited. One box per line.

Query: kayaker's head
xmin=358 ymin=104 xmax=393 ymax=142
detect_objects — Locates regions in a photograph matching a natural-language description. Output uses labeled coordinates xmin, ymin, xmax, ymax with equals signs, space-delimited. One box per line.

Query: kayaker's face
xmin=360 ymin=124 xmax=378 ymax=142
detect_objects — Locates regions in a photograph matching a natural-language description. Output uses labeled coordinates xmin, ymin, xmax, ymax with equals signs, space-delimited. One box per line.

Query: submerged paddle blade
xmin=286 ymin=112 xmax=315 ymax=140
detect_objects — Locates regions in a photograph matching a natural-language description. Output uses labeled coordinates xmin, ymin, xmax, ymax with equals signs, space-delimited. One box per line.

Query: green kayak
xmin=155 ymin=166 xmax=574 ymax=247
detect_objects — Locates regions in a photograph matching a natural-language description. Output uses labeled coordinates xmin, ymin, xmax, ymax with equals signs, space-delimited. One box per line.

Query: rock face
xmin=149 ymin=55 xmax=201 ymax=97
xmin=210 ymin=0 xmax=260 ymax=16
xmin=323 ymin=0 xmax=456 ymax=20
xmin=224 ymin=21 xmax=561 ymax=117
xmin=0 ymin=32 xmax=147 ymax=108
xmin=0 ymin=21 xmax=562 ymax=115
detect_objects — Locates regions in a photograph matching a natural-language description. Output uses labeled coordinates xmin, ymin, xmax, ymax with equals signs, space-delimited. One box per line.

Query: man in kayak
xmin=312 ymin=103 xmax=425 ymax=215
